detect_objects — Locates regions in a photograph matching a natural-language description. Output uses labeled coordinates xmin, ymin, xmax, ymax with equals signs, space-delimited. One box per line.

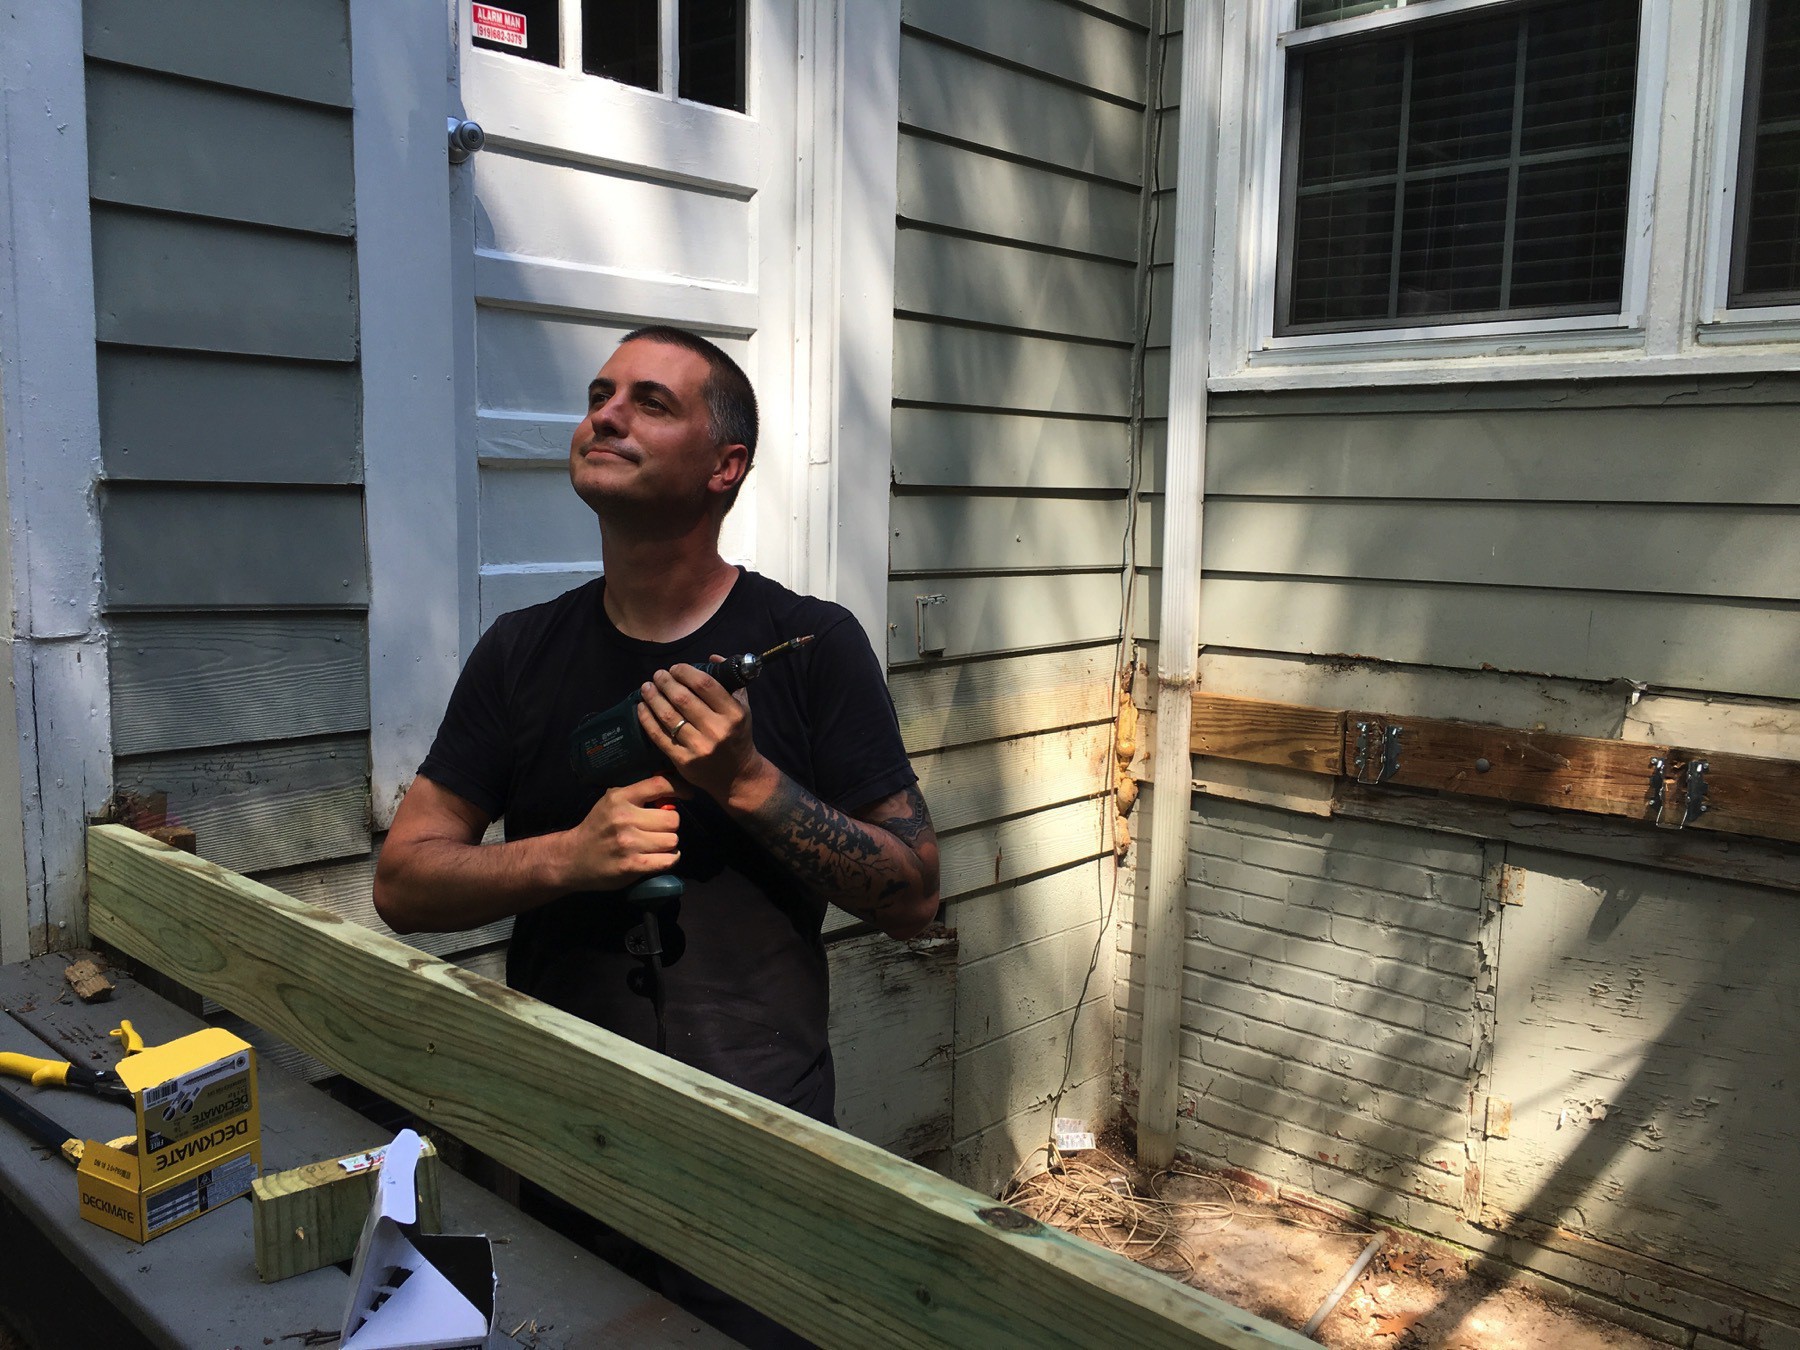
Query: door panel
xmin=1483 ymin=850 xmax=1800 ymax=1303
xmin=457 ymin=0 xmax=794 ymax=631
xmin=473 ymin=151 xmax=752 ymax=283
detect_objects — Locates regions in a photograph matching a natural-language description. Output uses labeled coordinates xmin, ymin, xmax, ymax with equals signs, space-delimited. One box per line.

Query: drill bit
xmin=760 ymin=635 xmax=815 ymax=661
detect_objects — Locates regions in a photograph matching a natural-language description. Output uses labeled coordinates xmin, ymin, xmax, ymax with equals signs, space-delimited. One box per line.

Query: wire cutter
xmin=0 ymin=1018 xmax=147 ymax=1105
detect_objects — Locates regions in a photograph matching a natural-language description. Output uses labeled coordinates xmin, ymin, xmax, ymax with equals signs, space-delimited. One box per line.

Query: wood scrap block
xmin=252 ymin=1138 xmax=443 ymax=1282
xmin=143 ymin=824 xmax=197 ymax=854
xmin=62 ymin=958 xmax=115 ymax=1003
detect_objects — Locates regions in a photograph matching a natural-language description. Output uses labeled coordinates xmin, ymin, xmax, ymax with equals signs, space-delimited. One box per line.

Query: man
xmin=373 ymin=326 xmax=939 ymax=1346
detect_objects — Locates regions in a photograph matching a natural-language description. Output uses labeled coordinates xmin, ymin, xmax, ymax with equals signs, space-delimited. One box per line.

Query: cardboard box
xmin=76 ymin=1026 xmax=261 ymax=1242
xmin=341 ymin=1130 xmax=496 ymax=1350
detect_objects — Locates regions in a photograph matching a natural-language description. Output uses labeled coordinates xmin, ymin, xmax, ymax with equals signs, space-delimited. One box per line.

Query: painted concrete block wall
xmin=1116 ymin=794 xmax=1800 ymax=1345
xmin=1117 ymin=797 xmax=1490 ymax=1240
xmin=888 ymin=0 xmax=1154 ymax=1195
xmin=85 ymin=0 xmax=371 ymax=879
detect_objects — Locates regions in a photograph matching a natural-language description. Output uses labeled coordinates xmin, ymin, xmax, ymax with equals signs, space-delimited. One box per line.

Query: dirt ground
xmin=1008 ymin=1142 xmax=1665 ymax=1349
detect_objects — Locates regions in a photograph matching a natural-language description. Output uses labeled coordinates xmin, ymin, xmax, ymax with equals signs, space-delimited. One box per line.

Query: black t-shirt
xmin=416 ymin=569 xmax=915 ymax=1120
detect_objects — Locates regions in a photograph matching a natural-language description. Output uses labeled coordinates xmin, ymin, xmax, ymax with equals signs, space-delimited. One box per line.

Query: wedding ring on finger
xmin=670 ymin=718 xmax=688 ymax=740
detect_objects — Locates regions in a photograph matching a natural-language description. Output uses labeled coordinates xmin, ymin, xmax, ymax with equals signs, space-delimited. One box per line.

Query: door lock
xmin=447 ymin=118 xmax=485 ymax=164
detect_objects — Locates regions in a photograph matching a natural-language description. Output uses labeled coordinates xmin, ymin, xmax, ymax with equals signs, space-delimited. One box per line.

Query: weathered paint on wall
xmin=1123 ymin=6 xmax=1800 ymax=1343
xmin=1117 ymin=797 xmax=1489 ymax=1238
xmin=86 ymin=0 xmax=370 ymax=883
xmin=890 ymin=0 xmax=1154 ymax=1193
xmin=1486 ymin=852 xmax=1800 ymax=1307
xmin=0 ymin=4 xmax=112 ymax=955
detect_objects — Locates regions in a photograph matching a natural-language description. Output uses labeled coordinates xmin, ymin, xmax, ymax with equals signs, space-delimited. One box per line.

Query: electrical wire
xmin=1040 ymin=0 xmax=1173 ymax=1165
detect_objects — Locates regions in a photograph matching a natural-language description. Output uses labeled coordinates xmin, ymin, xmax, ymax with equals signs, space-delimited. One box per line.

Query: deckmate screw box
xmin=76 ymin=1026 xmax=262 ymax=1242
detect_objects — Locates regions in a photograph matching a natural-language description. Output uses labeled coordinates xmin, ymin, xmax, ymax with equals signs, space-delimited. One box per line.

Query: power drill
xmin=567 ymin=637 xmax=813 ymax=790
xmin=565 ymin=636 xmax=813 ymax=1050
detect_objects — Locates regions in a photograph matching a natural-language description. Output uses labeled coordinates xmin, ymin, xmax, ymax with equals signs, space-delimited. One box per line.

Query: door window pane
xmin=584 ymin=0 xmax=661 ymax=92
xmin=473 ymin=0 xmax=559 ymax=66
xmin=1278 ymin=0 xmax=1639 ymax=334
xmin=679 ymin=0 xmax=747 ymax=112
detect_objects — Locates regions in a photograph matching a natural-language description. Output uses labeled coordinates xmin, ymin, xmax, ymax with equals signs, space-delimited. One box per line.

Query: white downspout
xmin=1138 ymin=0 xmax=1224 ymax=1172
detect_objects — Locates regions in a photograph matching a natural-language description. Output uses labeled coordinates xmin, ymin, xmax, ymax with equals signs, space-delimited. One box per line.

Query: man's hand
xmin=555 ymin=776 xmax=683 ymax=890
xmin=636 ymin=659 xmax=769 ymax=807
xmin=372 ymin=774 xmax=681 ymax=934
xmin=632 ymin=657 xmax=939 ymax=939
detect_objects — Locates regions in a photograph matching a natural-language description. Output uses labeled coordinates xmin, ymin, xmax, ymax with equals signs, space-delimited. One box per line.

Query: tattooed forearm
xmin=735 ymin=775 xmax=940 ymax=936
xmin=868 ymin=785 xmax=934 ymax=851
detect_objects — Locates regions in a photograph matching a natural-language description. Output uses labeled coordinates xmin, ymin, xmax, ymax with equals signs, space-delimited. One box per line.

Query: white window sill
xmin=1210 ymin=342 xmax=1800 ymax=392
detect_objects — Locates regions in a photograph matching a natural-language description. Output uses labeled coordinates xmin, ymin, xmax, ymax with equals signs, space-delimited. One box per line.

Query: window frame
xmin=1235 ymin=0 xmax=1670 ymax=365
xmin=1699 ymin=0 xmax=1800 ymax=337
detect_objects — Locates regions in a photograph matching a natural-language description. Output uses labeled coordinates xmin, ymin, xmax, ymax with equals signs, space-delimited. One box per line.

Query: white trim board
xmin=0 ymin=4 xmax=111 ymax=955
xmin=355 ymin=0 xmax=468 ymax=831
xmin=803 ymin=0 xmax=900 ymax=653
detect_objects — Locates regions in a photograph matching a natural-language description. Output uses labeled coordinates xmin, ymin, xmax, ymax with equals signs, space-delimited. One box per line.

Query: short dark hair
xmin=619 ymin=325 xmax=758 ymax=511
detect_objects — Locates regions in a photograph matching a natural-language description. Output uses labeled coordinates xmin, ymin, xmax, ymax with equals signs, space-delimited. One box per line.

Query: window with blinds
xmin=1731 ymin=0 xmax=1800 ymax=308
xmin=1275 ymin=0 xmax=1641 ymax=335
xmin=1297 ymin=0 xmax=1400 ymax=26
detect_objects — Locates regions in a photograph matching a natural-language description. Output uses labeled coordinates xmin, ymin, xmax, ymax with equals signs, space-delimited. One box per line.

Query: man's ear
xmin=710 ymin=443 xmax=751 ymax=494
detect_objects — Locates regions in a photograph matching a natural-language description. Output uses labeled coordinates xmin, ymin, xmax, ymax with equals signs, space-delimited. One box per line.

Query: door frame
xmin=358 ymin=0 xmax=900 ymax=829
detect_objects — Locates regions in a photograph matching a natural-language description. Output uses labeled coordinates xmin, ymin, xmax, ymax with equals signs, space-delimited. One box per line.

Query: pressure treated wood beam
xmin=1188 ymin=694 xmax=1800 ymax=846
xmin=1190 ymin=694 xmax=1343 ymax=775
xmin=86 ymin=825 xmax=1313 ymax=1350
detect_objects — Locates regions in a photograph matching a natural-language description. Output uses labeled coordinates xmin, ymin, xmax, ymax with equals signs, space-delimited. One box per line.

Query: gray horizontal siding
xmin=1134 ymin=497 xmax=1800 ymax=600
xmin=103 ymin=485 xmax=368 ymax=610
xmin=892 ymin=493 xmax=1126 ymax=574
xmin=98 ymin=349 xmax=360 ymax=485
xmin=893 ymin=0 xmax=1150 ymax=1192
xmin=898 ymin=136 xmax=1142 ymax=261
xmin=892 ymin=408 xmax=1131 ymax=491
xmin=894 ymin=231 xmax=1137 ymax=342
xmin=1133 ymin=570 xmax=1800 ymax=700
xmin=84 ymin=0 xmax=352 ymax=108
xmin=899 ymin=35 xmax=1144 ymax=184
xmin=87 ymin=63 xmax=354 ymax=235
xmin=90 ymin=0 xmax=369 ymax=884
xmin=1151 ymin=390 xmax=1800 ymax=700
xmin=109 ymin=614 xmax=369 ymax=757
xmin=902 ymin=0 xmax=1148 ymax=104
xmin=893 ymin=319 xmax=1135 ymax=417
xmin=1193 ymin=400 xmax=1800 ymax=505
xmin=112 ymin=735 xmax=371 ymax=876
xmin=887 ymin=572 xmax=1125 ymax=668
xmin=91 ymin=206 xmax=357 ymax=361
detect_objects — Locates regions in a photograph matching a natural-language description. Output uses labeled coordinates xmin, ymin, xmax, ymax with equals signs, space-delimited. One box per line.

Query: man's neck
xmin=598 ymin=528 xmax=740 ymax=644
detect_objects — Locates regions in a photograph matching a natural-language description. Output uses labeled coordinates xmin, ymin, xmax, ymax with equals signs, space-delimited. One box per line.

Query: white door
xmin=454 ymin=0 xmax=799 ymax=630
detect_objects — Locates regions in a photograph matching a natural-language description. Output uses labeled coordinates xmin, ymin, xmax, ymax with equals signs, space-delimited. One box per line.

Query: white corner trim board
xmin=354 ymin=0 xmax=467 ymax=832
xmin=816 ymin=0 xmax=900 ymax=653
xmin=0 ymin=4 xmax=112 ymax=956
xmin=1141 ymin=1 xmax=1225 ymax=1172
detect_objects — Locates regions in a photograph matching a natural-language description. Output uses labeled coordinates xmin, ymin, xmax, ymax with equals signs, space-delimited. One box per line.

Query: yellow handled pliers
xmin=0 ymin=1018 xmax=146 ymax=1104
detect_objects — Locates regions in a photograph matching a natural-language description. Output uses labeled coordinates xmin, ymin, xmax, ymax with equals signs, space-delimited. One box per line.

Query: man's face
xmin=568 ymin=339 xmax=746 ymax=519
